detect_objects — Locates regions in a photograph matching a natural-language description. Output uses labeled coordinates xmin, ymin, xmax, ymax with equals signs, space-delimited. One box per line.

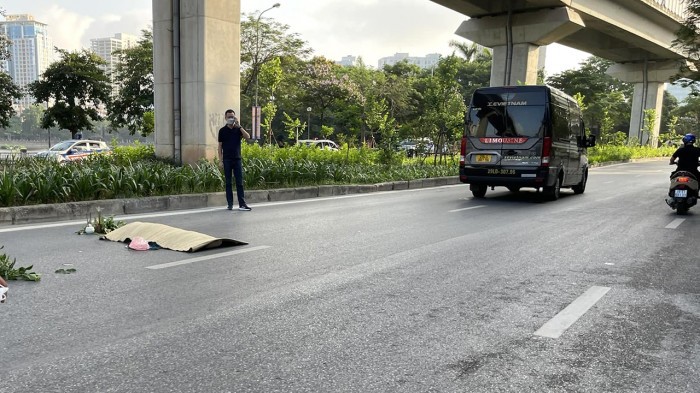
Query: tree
xmin=11 ymin=104 xmax=45 ymax=138
xmin=416 ymin=56 xmax=467 ymax=163
xmin=380 ymin=62 xmax=422 ymax=139
xmin=364 ymin=97 xmax=395 ymax=149
xmin=299 ymin=57 xmax=355 ymax=131
xmin=320 ymin=125 xmax=334 ymax=139
xmin=28 ymin=49 xmax=111 ymax=139
xmin=0 ymin=7 xmax=21 ymax=130
xmin=671 ymin=86 xmax=700 ymax=135
xmin=0 ymin=7 xmax=10 ymax=62
xmin=240 ymin=13 xmax=311 ymax=101
xmin=337 ymin=60 xmax=385 ymax=145
xmin=660 ymin=91 xmax=679 ymax=134
xmin=449 ymin=40 xmax=491 ymax=63
xmin=643 ymin=109 xmax=657 ymax=146
xmin=453 ymin=53 xmax=491 ymax=104
xmin=258 ymin=57 xmax=283 ymax=143
xmin=673 ymin=0 xmax=700 ymax=85
xmin=547 ymin=57 xmax=632 ymax=136
xmin=259 ymin=57 xmax=283 ymax=101
xmin=142 ymin=111 xmax=155 ymax=136
xmin=0 ymin=72 xmax=21 ymax=129
xmin=108 ymin=30 xmax=154 ymax=135
xmin=261 ymin=101 xmax=277 ymax=145
xmin=282 ymin=112 xmax=303 ymax=144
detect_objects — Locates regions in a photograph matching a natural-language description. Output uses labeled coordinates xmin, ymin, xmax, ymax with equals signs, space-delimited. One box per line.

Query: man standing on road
xmin=218 ymin=109 xmax=252 ymax=211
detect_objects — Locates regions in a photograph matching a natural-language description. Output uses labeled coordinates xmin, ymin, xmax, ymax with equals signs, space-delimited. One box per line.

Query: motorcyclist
xmin=669 ymin=133 xmax=700 ymax=180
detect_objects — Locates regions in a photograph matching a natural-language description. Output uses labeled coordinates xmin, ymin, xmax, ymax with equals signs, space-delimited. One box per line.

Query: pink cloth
xmin=128 ymin=236 xmax=150 ymax=251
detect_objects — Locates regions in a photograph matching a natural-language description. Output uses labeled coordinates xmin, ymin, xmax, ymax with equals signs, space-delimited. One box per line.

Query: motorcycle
xmin=666 ymin=161 xmax=699 ymax=214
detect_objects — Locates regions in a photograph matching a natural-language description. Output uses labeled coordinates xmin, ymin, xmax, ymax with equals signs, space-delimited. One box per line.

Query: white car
xmin=35 ymin=139 xmax=111 ymax=162
xmin=297 ymin=139 xmax=339 ymax=151
xmin=398 ymin=138 xmax=433 ymax=157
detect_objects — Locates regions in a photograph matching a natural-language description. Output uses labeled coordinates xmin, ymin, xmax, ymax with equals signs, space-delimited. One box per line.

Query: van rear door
xmin=465 ymin=89 xmax=547 ymax=173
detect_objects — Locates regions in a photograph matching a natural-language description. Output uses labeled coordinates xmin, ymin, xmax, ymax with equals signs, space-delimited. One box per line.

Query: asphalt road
xmin=1 ymin=160 xmax=699 ymax=393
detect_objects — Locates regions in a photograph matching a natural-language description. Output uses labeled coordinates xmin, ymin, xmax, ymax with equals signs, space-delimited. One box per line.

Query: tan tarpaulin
xmin=102 ymin=222 xmax=248 ymax=252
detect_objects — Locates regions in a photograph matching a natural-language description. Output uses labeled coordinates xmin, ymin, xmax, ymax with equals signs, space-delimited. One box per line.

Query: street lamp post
xmin=306 ymin=107 xmax=312 ymax=139
xmin=252 ymin=3 xmax=280 ymax=142
xmin=254 ymin=3 xmax=281 ymax=109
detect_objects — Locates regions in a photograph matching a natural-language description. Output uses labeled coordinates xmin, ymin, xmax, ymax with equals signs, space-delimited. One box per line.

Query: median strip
xmin=145 ymin=245 xmax=270 ymax=270
xmin=534 ymin=286 xmax=611 ymax=339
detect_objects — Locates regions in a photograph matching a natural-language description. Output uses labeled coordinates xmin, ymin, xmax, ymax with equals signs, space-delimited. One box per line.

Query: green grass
xmin=588 ymin=145 xmax=674 ymax=165
xmin=0 ymin=142 xmax=674 ymax=208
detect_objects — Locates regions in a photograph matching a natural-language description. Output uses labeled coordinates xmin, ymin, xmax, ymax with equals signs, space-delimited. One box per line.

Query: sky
xmin=4 ymin=0 xmax=592 ymax=75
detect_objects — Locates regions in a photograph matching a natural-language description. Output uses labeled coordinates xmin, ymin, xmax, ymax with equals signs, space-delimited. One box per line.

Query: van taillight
xmin=459 ymin=137 xmax=467 ymax=165
xmin=541 ymin=137 xmax=552 ymax=166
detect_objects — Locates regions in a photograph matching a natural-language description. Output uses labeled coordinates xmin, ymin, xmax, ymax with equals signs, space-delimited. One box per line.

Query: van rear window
xmin=468 ymin=92 xmax=546 ymax=138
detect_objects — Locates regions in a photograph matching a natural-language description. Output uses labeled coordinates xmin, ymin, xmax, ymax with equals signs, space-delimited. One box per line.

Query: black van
xmin=459 ymin=85 xmax=596 ymax=200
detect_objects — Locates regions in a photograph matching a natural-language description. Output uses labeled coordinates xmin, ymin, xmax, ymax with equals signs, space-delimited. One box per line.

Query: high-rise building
xmin=378 ymin=53 xmax=442 ymax=70
xmin=90 ymin=33 xmax=138 ymax=95
xmin=0 ymin=14 xmax=53 ymax=111
xmin=337 ymin=55 xmax=358 ymax=67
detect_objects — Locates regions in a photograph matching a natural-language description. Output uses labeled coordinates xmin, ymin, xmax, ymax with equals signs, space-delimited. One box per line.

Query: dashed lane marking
xmin=449 ymin=205 xmax=486 ymax=213
xmin=665 ymin=218 xmax=686 ymax=229
xmin=534 ymin=286 xmax=611 ymax=339
xmin=145 ymin=245 xmax=271 ymax=270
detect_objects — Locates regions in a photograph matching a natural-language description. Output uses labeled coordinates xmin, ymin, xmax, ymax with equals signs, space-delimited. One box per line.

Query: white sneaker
xmin=0 ymin=285 xmax=7 ymax=304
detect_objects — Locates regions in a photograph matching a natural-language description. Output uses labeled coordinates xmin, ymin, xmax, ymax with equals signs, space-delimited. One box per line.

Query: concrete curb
xmin=0 ymin=176 xmax=461 ymax=226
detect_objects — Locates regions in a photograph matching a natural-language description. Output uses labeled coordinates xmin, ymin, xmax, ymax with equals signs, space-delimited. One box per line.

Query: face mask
xmin=226 ymin=118 xmax=235 ymax=125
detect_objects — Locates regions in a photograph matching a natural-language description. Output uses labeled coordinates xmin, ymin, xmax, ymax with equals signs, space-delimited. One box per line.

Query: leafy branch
xmin=0 ymin=246 xmax=41 ymax=281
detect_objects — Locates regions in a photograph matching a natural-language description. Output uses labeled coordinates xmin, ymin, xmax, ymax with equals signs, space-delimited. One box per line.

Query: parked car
xmin=297 ymin=139 xmax=339 ymax=151
xmin=34 ymin=139 xmax=111 ymax=162
xmin=398 ymin=138 xmax=433 ymax=157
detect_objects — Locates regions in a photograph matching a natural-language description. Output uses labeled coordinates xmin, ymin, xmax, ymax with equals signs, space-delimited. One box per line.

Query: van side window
xmin=551 ymin=103 xmax=569 ymax=140
xmin=568 ymin=101 xmax=582 ymax=139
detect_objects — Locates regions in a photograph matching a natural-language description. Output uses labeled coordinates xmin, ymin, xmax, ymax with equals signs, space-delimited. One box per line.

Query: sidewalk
xmin=0 ymin=177 xmax=461 ymax=226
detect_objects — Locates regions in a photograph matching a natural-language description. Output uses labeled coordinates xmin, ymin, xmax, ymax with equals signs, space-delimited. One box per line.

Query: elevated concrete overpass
xmin=151 ymin=0 xmax=690 ymax=164
xmin=431 ymin=0 xmax=690 ymax=144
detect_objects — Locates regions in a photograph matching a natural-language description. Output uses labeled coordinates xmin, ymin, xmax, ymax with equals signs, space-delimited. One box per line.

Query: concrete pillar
xmin=153 ymin=0 xmax=174 ymax=160
xmin=455 ymin=7 xmax=584 ymax=86
xmin=607 ymin=61 xmax=680 ymax=146
xmin=153 ymin=0 xmax=241 ymax=165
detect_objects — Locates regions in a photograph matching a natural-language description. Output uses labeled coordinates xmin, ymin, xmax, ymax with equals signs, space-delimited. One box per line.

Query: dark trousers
xmin=223 ymin=158 xmax=246 ymax=207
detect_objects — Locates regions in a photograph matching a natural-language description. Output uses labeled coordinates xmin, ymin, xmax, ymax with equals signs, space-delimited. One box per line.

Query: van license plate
xmin=675 ymin=189 xmax=688 ymax=198
xmin=476 ymin=155 xmax=491 ymax=162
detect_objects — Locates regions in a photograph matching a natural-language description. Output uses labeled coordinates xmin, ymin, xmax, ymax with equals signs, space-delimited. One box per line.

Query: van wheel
xmin=572 ymin=169 xmax=587 ymax=194
xmin=543 ymin=175 xmax=561 ymax=201
xmin=470 ymin=185 xmax=487 ymax=198
xmin=507 ymin=187 xmax=520 ymax=193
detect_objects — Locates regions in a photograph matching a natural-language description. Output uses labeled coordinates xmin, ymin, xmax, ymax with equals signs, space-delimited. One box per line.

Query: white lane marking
xmin=534 ymin=286 xmax=611 ymax=339
xmin=665 ymin=218 xmax=686 ymax=229
xmin=603 ymin=181 xmax=614 ymax=184
xmin=145 ymin=245 xmax=270 ymax=270
xmin=449 ymin=205 xmax=486 ymax=213
xmin=0 ymin=218 xmax=95 ymax=233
